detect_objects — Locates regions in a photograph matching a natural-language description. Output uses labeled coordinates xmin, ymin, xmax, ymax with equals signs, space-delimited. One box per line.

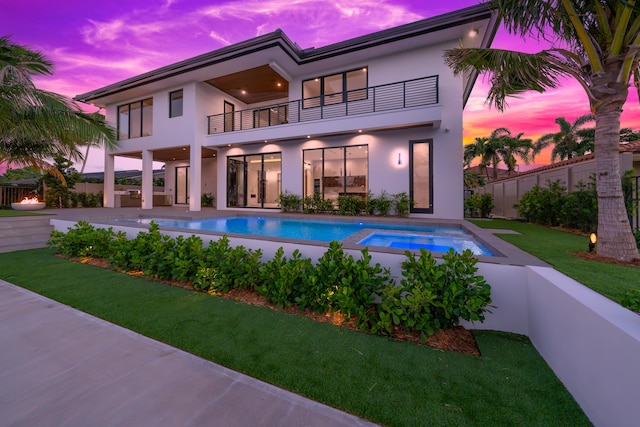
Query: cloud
xmin=208 ymin=31 xmax=231 ymax=46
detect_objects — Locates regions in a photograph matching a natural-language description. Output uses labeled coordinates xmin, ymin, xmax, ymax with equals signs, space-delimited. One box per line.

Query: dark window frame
xmin=302 ymin=144 xmax=369 ymax=198
xmin=116 ymin=97 xmax=153 ymax=140
xmin=302 ymin=67 xmax=368 ymax=109
xmin=169 ymin=89 xmax=183 ymax=118
xmin=226 ymin=151 xmax=282 ymax=209
xmin=409 ymin=139 xmax=434 ymax=214
xmin=224 ymin=101 xmax=235 ymax=132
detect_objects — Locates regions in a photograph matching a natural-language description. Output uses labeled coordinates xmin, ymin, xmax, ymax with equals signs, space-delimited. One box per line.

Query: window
xmin=224 ymin=101 xmax=234 ymax=132
xmin=252 ymin=105 xmax=288 ymax=127
xmin=410 ymin=140 xmax=433 ymax=213
xmin=227 ymin=152 xmax=281 ymax=208
xmin=302 ymin=68 xmax=367 ymax=108
xmin=302 ymin=145 xmax=368 ymax=201
xmin=169 ymin=90 xmax=183 ymax=118
xmin=117 ymin=98 xmax=153 ymax=140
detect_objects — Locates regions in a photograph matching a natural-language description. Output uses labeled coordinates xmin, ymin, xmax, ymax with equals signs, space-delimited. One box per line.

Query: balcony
xmin=207 ymin=75 xmax=438 ymax=135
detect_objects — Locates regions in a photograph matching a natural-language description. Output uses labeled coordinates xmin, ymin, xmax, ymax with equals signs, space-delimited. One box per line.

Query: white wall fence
xmin=476 ymin=152 xmax=634 ymax=219
xmin=50 ymin=218 xmax=640 ymax=427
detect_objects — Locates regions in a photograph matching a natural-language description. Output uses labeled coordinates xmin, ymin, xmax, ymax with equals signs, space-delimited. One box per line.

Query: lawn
xmin=470 ymin=219 xmax=640 ymax=304
xmin=0 ymin=248 xmax=591 ymax=427
xmin=0 ymin=209 xmax=49 ymax=217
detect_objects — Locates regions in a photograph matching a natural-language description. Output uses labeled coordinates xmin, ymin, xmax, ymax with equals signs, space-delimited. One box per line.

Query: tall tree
xmin=0 ymin=36 xmax=116 ymax=183
xmin=536 ymin=114 xmax=595 ymax=162
xmin=464 ymin=127 xmax=512 ymax=180
xmin=445 ymin=0 xmax=640 ymax=262
xmin=499 ymin=131 xmax=534 ymax=174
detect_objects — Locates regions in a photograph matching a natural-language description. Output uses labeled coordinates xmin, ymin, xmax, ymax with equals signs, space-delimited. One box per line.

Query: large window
xmin=227 ymin=152 xmax=281 ymax=208
xmin=302 ymin=68 xmax=367 ymax=108
xmin=410 ymin=140 xmax=433 ymax=213
xmin=303 ymin=145 xmax=368 ymax=201
xmin=169 ymin=90 xmax=183 ymax=118
xmin=117 ymin=98 xmax=153 ymax=140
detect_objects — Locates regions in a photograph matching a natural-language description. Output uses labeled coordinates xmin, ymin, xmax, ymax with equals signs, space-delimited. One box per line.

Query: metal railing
xmin=208 ymin=75 xmax=439 ymax=134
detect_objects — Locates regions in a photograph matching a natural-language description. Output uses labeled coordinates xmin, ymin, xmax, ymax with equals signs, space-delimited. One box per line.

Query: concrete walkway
xmin=0 ymin=280 xmax=377 ymax=427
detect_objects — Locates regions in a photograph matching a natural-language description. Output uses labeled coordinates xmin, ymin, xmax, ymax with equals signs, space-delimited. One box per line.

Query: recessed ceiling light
xmin=358 ymin=129 xmax=363 ymax=133
xmin=469 ymin=28 xmax=479 ymax=37
xmin=307 ymin=135 xmax=311 ymax=138
xmin=241 ymin=90 xmax=247 ymax=95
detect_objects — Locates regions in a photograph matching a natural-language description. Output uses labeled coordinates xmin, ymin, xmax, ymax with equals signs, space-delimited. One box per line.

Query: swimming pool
xmin=122 ymin=216 xmax=493 ymax=256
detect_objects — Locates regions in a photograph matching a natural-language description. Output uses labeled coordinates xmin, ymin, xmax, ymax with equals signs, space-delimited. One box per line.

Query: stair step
xmin=0 ymin=218 xmax=54 ymax=253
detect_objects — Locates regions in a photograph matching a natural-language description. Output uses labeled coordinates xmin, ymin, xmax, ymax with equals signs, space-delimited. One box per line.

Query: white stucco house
xmin=74 ymin=4 xmax=498 ymax=218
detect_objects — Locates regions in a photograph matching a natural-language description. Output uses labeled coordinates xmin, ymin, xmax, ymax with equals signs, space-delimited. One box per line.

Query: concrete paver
xmin=0 ymin=280 xmax=377 ymax=426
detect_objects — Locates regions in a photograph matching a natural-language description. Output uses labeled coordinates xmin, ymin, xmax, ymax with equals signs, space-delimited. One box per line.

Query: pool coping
xmin=82 ymin=210 xmax=547 ymax=267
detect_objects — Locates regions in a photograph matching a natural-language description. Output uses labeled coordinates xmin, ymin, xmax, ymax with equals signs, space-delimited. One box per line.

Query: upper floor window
xmin=302 ymin=68 xmax=367 ymax=109
xmin=118 ymin=98 xmax=153 ymax=140
xmin=169 ymin=90 xmax=183 ymax=118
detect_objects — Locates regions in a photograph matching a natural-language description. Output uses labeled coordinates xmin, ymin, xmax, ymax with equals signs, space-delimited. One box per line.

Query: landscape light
xmin=589 ymin=233 xmax=597 ymax=252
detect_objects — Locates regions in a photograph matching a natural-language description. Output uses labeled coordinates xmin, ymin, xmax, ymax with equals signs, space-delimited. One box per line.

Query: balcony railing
xmin=207 ymin=75 xmax=438 ymax=134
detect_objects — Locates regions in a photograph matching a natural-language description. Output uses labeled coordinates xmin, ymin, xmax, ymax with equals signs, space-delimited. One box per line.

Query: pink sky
xmin=3 ymin=0 xmax=640 ymax=173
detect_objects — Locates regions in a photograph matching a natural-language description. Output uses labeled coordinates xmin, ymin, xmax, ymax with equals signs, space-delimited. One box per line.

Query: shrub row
xmin=515 ymin=172 xmax=637 ymax=234
xmin=515 ymin=179 xmax=597 ymax=232
xmin=464 ymin=193 xmax=494 ymax=218
xmin=48 ymin=221 xmax=492 ymax=339
xmin=279 ymin=191 xmax=413 ymax=217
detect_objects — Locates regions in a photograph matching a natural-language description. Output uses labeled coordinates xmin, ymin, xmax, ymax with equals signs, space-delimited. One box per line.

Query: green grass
xmin=0 ymin=209 xmax=49 ymax=217
xmin=470 ymin=219 xmax=640 ymax=303
xmin=0 ymin=248 xmax=590 ymax=427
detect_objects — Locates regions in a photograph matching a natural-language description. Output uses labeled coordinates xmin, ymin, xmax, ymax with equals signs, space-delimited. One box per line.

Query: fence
xmin=476 ymin=152 xmax=638 ymax=228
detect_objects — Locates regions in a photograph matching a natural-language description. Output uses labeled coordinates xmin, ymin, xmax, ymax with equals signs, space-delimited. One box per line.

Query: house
xmin=74 ymin=4 xmax=499 ymax=219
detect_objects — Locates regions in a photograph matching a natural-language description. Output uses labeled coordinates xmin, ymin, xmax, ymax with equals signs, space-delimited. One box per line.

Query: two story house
xmin=74 ymin=4 xmax=498 ymax=218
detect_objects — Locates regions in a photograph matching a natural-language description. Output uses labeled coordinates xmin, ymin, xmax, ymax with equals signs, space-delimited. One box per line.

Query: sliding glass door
xmin=227 ymin=153 xmax=281 ymax=208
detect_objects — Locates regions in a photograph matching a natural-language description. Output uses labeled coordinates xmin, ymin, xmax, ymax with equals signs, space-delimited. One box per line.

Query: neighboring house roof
xmin=74 ymin=4 xmax=498 ymax=107
xmin=487 ymin=141 xmax=640 ymax=183
xmin=465 ymin=165 xmax=517 ymax=181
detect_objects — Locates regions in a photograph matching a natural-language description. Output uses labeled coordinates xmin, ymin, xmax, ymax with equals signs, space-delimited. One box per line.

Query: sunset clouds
xmin=3 ymin=0 xmax=640 ymax=172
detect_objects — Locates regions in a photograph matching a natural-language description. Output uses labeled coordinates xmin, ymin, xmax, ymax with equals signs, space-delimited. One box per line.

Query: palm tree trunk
xmin=594 ymin=100 xmax=639 ymax=261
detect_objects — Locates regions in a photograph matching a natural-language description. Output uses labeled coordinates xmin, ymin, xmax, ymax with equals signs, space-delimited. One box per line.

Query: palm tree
xmin=464 ymin=128 xmax=512 ymax=180
xmin=536 ymin=115 xmax=595 ymax=162
xmin=0 ymin=36 xmax=116 ymax=183
xmin=444 ymin=0 xmax=640 ymax=262
xmin=499 ymin=131 xmax=534 ymax=174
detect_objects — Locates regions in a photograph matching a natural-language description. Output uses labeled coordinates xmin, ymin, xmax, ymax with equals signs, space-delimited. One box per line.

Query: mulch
xmin=72 ymin=256 xmax=481 ymax=356
xmin=571 ymin=251 xmax=640 ymax=268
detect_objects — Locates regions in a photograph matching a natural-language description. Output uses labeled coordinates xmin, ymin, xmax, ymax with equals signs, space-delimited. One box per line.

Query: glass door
xmin=410 ymin=140 xmax=433 ymax=213
xmin=227 ymin=158 xmax=246 ymax=207
xmin=175 ymin=166 xmax=189 ymax=204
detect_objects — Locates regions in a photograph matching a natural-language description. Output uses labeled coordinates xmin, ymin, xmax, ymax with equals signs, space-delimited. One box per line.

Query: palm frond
xmin=444 ymin=47 xmax=570 ymax=110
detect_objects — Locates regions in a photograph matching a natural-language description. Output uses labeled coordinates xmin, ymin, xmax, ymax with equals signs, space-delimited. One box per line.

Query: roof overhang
xmin=74 ymin=4 xmax=498 ymax=107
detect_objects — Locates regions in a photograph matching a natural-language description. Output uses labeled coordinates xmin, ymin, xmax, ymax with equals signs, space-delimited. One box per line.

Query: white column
xmin=104 ymin=153 xmax=115 ymax=208
xmin=189 ymin=144 xmax=202 ymax=212
xmin=141 ymin=149 xmax=154 ymax=210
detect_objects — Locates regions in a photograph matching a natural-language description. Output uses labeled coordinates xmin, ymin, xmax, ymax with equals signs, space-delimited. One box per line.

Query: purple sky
xmin=3 ymin=0 xmax=640 ymax=173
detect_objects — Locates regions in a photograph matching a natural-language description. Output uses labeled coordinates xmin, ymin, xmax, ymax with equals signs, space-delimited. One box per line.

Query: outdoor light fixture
xmin=397 ymin=152 xmax=402 ymax=165
xmin=469 ymin=28 xmax=479 ymax=37
xmin=589 ymin=233 xmax=597 ymax=252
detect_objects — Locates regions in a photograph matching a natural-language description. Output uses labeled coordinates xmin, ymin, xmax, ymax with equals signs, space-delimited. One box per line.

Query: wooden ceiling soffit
xmin=205 ymin=64 xmax=289 ymax=104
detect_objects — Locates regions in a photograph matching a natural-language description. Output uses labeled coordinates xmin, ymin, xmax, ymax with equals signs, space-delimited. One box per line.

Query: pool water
xmin=126 ymin=216 xmax=492 ymax=256
xmin=358 ymin=232 xmax=491 ymax=255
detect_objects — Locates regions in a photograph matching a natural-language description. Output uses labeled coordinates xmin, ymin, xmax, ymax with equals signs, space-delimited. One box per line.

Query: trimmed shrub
xmin=515 ymin=180 xmax=566 ymax=225
xmin=465 ymin=193 xmax=494 ymax=218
